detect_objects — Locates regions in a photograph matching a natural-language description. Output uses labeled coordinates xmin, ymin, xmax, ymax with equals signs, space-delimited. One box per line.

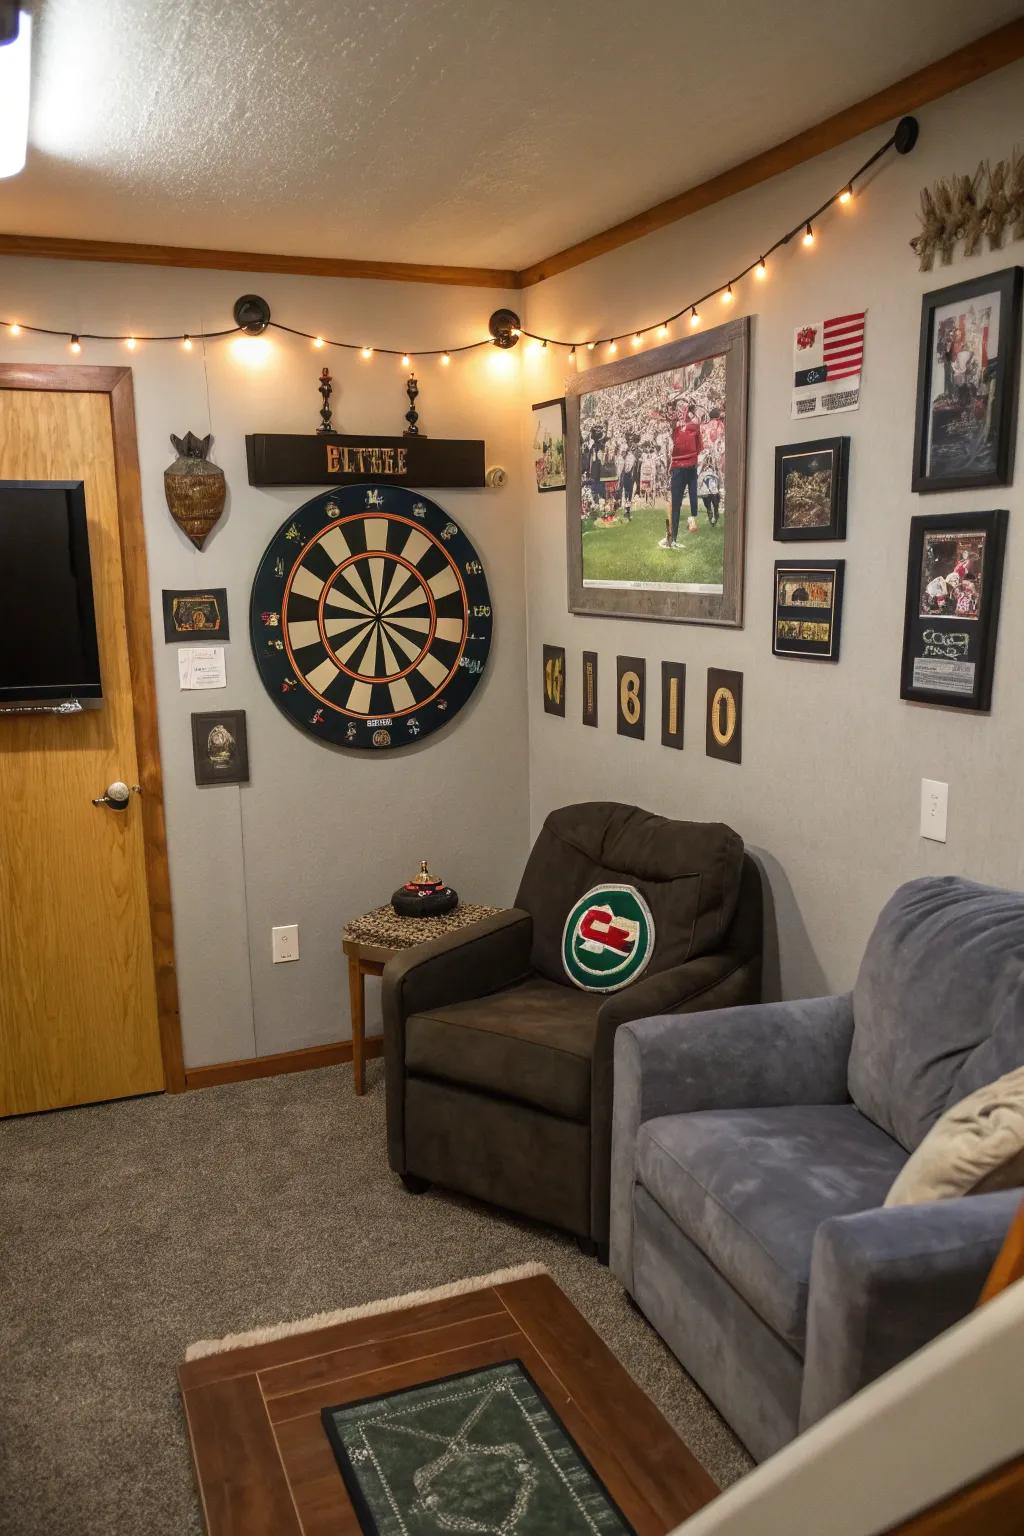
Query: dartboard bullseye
xmin=250 ymin=485 xmax=492 ymax=749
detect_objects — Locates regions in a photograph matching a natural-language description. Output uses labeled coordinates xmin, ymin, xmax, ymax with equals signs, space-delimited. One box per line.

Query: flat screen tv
xmin=0 ymin=480 xmax=103 ymax=710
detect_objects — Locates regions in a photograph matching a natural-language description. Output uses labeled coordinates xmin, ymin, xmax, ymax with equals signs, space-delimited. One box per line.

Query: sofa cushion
xmin=404 ymin=976 xmax=601 ymax=1121
xmin=850 ymin=877 xmax=1024 ymax=1152
xmin=515 ymin=802 xmax=744 ymax=987
xmin=636 ymin=1105 xmax=906 ymax=1350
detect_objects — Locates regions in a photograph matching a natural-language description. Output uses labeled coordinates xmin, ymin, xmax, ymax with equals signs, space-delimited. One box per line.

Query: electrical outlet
xmin=920 ymin=779 xmax=948 ymax=843
xmin=272 ymin=924 xmax=299 ymax=963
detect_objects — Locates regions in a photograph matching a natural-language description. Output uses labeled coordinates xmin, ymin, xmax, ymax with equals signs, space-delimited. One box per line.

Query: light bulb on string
xmin=803 ymin=223 xmax=815 ymax=247
xmin=721 ymin=284 xmax=734 ymax=304
xmin=586 ymin=341 xmax=596 ymax=351
xmin=657 ymin=323 xmax=669 ymax=338
xmin=313 ymin=336 xmax=325 ymax=349
xmin=541 ymin=338 xmax=548 ymax=349
xmin=9 ymin=322 xmax=21 ymax=336
xmin=568 ymin=345 xmax=576 ymax=359
xmin=125 ymin=336 xmax=137 ymax=350
xmin=182 ymin=335 xmax=193 ymax=351
xmin=510 ymin=326 xmax=521 ymax=338
xmin=608 ymin=339 xmax=617 ymax=354
xmin=689 ymin=308 xmax=700 ymax=328
xmin=441 ymin=351 xmax=451 ymax=365
xmin=839 ymin=185 xmax=853 ymax=205
xmin=401 ymin=353 xmax=411 ymax=368
xmin=631 ymin=333 xmax=642 ymax=347
xmin=69 ymin=335 xmax=81 ymax=353
xmin=755 ymin=257 xmax=767 ymax=280
xmin=361 ymin=345 xmax=372 ymax=359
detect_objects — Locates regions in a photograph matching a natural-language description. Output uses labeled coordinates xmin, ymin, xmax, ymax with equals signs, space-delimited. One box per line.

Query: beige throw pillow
xmin=885 ymin=1065 xmax=1024 ymax=1207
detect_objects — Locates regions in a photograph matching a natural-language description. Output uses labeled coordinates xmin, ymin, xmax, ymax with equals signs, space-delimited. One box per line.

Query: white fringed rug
xmin=184 ymin=1260 xmax=550 ymax=1361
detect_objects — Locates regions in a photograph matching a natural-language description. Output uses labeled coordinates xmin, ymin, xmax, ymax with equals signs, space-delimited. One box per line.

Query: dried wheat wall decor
xmin=911 ymin=150 xmax=1024 ymax=269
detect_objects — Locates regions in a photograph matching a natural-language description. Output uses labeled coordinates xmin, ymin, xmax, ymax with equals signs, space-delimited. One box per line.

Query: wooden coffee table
xmin=178 ymin=1272 xmax=717 ymax=1535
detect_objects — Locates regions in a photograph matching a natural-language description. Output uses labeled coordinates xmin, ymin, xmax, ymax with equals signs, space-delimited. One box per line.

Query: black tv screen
xmin=0 ymin=481 xmax=103 ymax=707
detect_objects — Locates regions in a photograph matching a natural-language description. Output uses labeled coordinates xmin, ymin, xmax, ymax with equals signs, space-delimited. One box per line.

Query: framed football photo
xmin=565 ymin=319 xmax=749 ymax=627
xmin=900 ymin=509 xmax=1006 ymax=711
xmin=911 ymin=266 xmax=1022 ymax=493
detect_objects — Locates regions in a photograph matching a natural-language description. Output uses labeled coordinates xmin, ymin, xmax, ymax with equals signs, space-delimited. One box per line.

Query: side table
xmin=341 ymin=902 xmax=500 ymax=1094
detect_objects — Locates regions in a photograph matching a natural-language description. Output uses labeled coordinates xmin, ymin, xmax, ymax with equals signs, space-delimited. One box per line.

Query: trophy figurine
xmin=316 ymin=367 xmax=334 ymax=435
xmin=403 ymin=374 xmax=426 ymax=437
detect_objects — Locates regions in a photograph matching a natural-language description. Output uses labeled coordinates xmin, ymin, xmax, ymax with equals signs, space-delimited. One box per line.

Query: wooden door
xmin=0 ymin=380 xmax=173 ymax=1114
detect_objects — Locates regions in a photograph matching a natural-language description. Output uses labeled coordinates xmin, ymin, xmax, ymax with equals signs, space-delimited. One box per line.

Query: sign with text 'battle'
xmin=245 ymin=434 xmax=486 ymax=488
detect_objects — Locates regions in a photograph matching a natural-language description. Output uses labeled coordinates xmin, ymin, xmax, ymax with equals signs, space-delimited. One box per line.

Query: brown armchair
xmin=383 ymin=802 xmax=763 ymax=1255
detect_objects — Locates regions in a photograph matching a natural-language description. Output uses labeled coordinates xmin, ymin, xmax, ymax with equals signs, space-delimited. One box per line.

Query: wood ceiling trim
xmin=518 ymin=17 xmax=1024 ymax=285
xmin=1 ymin=20 xmax=1021 ymax=293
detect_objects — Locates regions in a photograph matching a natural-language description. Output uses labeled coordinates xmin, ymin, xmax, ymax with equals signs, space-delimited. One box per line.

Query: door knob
xmin=92 ymin=781 xmax=141 ymax=810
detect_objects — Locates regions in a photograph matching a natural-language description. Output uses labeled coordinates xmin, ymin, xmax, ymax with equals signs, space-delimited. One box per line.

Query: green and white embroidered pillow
xmin=561 ymin=884 xmax=655 ymax=993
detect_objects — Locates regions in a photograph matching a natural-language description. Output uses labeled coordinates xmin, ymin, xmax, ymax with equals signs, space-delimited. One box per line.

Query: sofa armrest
xmin=609 ymin=993 xmax=853 ymax=1288
xmin=382 ymin=907 xmax=533 ymax=1171
xmin=800 ymin=1191 xmax=1020 ymax=1432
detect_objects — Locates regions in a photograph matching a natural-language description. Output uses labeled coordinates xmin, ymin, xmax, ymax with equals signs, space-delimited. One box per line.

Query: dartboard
xmin=250 ymin=484 xmax=492 ymax=749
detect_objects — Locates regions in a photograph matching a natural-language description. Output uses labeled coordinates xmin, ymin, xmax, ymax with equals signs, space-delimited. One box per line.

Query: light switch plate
xmin=920 ymin=779 xmax=948 ymax=843
xmin=272 ymin=924 xmax=299 ymax=963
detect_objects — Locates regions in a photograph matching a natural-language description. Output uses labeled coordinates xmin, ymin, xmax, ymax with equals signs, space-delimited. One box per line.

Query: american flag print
xmin=792 ymin=310 xmax=866 ymax=418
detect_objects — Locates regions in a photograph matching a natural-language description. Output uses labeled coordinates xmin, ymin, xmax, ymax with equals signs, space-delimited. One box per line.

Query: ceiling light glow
xmin=0 ymin=12 xmax=31 ymax=179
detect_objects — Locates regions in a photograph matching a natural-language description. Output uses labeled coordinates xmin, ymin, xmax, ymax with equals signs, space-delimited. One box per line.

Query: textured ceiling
xmin=1 ymin=0 xmax=1020 ymax=268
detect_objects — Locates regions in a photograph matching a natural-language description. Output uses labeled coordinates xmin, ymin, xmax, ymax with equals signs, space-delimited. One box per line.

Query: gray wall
xmin=0 ymin=267 xmax=531 ymax=1066
xmin=519 ymin=63 xmax=1024 ymax=998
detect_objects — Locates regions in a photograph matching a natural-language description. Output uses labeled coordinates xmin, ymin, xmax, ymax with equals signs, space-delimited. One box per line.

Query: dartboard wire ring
xmin=316 ymin=550 xmax=438 ymax=684
xmin=281 ymin=511 xmax=470 ymax=720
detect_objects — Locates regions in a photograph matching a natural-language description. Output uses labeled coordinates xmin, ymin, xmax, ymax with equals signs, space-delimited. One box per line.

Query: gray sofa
xmin=611 ymin=875 xmax=1024 ymax=1462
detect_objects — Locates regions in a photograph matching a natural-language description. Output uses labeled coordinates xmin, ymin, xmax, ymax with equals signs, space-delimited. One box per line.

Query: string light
xmin=587 ymin=341 xmax=596 ymax=351
xmin=125 ymin=336 xmax=137 ymax=350
xmin=182 ymin=335 xmax=193 ymax=350
xmin=721 ymin=284 xmax=734 ymax=304
xmin=568 ymin=345 xmax=576 ymax=358
xmin=361 ymin=345 xmax=372 ymax=359
xmin=608 ymin=340 xmax=617 ymax=353
xmin=400 ymin=353 xmax=410 ymax=367
xmin=631 ymin=333 xmax=642 ymax=347
xmin=8 ymin=322 xmax=20 ymax=336
xmin=510 ymin=326 xmax=521 ymax=338
xmin=69 ymin=335 xmax=81 ymax=353
xmin=755 ymin=257 xmax=767 ymax=280
xmin=839 ymin=185 xmax=853 ymax=205
xmin=689 ymin=308 xmax=700 ymax=327
xmin=441 ymin=351 xmax=450 ymax=365
xmin=657 ymin=323 xmax=669 ymax=337
xmin=313 ymin=336 xmax=324 ymax=348
xmin=803 ymin=222 xmax=815 ymax=246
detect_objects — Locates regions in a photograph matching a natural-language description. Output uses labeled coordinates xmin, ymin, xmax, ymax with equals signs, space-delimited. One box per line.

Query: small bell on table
xmin=391 ymin=860 xmax=459 ymax=917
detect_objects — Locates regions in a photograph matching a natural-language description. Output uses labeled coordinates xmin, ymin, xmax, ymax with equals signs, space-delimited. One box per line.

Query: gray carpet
xmin=0 ymin=1062 xmax=752 ymax=1535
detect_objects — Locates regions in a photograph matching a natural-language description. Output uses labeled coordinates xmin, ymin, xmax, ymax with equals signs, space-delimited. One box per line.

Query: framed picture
xmin=162 ymin=587 xmax=229 ymax=641
xmin=616 ymin=656 xmax=645 ymax=739
xmin=531 ymin=398 xmax=567 ymax=492
xmin=191 ymin=709 xmax=249 ymax=785
xmin=900 ymin=509 xmax=1007 ymax=711
xmin=565 ymin=319 xmax=749 ymax=626
xmin=542 ymin=645 xmax=566 ymax=716
xmin=582 ymin=651 xmax=599 ymax=727
xmin=706 ymin=669 xmax=742 ymax=763
xmin=911 ymin=267 xmax=1022 ymax=492
xmin=773 ymin=560 xmax=845 ymax=661
xmin=773 ymin=438 xmax=849 ymax=541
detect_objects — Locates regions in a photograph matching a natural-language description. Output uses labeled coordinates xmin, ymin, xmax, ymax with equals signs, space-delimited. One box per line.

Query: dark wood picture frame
xmin=191 ymin=708 xmax=250 ymax=785
xmin=900 ymin=509 xmax=1006 ymax=712
xmin=773 ymin=436 xmax=849 ymax=541
xmin=773 ymin=559 xmax=845 ymax=662
xmin=565 ymin=319 xmax=749 ymax=627
xmin=911 ymin=266 xmax=1022 ymax=493
xmin=531 ymin=397 xmax=567 ymax=493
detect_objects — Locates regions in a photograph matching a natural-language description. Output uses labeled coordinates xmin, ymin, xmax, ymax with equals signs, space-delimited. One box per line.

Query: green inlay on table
xmin=321 ymin=1359 xmax=637 ymax=1535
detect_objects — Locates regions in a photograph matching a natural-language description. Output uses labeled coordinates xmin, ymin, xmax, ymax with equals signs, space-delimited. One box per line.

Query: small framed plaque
xmin=900 ymin=509 xmax=1006 ymax=711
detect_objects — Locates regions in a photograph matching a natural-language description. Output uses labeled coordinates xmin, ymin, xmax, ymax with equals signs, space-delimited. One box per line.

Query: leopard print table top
xmin=343 ymin=902 xmax=502 ymax=951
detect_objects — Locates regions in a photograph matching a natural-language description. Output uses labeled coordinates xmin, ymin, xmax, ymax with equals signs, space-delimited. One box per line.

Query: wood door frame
xmin=0 ymin=362 xmax=185 ymax=1092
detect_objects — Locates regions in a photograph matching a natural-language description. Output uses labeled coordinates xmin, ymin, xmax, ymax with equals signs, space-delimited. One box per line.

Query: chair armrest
xmin=609 ymin=993 xmax=853 ymax=1287
xmin=382 ymin=908 xmax=533 ymax=1172
xmin=800 ymin=1191 xmax=1020 ymax=1432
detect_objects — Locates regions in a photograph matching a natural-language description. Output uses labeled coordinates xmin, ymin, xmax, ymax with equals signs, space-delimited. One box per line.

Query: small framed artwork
xmin=900 ymin=509 xmax=1007 ymax=711
xmin=531 ymin=398 xmax=567 ymax=492
xmin=773 ymin=438 xmax=849 ymax=541
xmin=162 ymin=587 xmax=229 ymax=641
xmin=542 ymin=645 xmax=566 ymax=716
xmin=582 ymin=651 xmax=599 ymax=727
xmin=911 ymin=266 xmax=1022 ymax=492
xmin=616 ymin=656 xmax=645 ymax=739
xmin=661 ymin=662 xmax=686 ymax=749
xmin=773 ymin=560 xmax=845 ymax=661
xmin=191 ymin=709 xmax=249 ymax=786
xmin=706 ymin=669 xmax=742 ymax=763
xmin=565 ymin=319 xmax=749 ymax=627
